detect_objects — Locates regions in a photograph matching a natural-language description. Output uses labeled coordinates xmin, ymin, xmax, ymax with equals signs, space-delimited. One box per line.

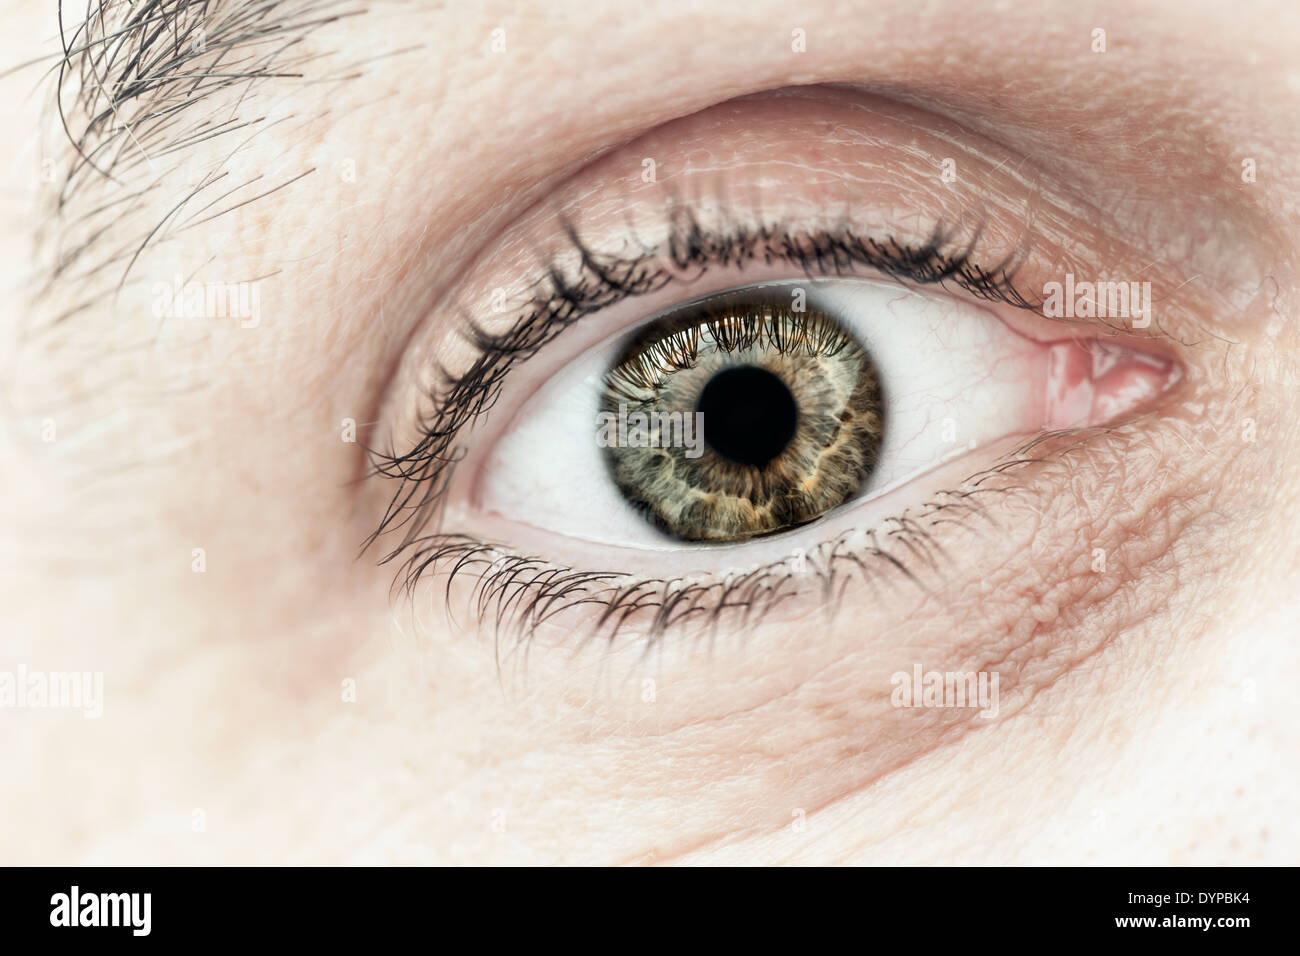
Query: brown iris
xmin=598 ymin=289 xmax=885 ymax=541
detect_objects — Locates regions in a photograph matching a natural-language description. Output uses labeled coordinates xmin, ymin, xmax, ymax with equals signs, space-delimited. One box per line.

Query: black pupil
xmin=697 ymin=365 xmax=798 ymax=467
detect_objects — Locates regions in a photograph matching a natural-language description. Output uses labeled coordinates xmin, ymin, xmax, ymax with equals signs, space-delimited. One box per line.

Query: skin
xmin=0 ymin=0 xmax=1296 ymax=864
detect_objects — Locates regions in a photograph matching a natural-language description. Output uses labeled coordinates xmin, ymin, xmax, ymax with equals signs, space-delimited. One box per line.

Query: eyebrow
xmin=38 ymin=0 xmax=369 ymax=322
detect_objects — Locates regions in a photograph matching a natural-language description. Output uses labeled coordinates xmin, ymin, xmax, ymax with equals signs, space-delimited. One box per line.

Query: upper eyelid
xmin=365 ymin=213 xmax=1104 ymax=560
xmin=544 ymin=212 xmax=1041 ymax=317
xmin=364 ymin=86 xmax=1214 ymax=562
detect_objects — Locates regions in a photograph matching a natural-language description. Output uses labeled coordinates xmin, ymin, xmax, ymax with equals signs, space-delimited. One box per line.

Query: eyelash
xmin=381 ymin=432 xmax=1082 ymax=656
xmin=364 ymin=209 xmax=1047 ymax=649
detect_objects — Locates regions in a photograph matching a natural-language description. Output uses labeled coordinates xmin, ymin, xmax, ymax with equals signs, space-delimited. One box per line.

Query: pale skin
xmin=0 ymin=0 xmax=1296 ymax=864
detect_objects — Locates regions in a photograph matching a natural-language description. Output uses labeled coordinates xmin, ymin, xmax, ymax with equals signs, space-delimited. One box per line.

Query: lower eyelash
xmin=386 ymin=431 xmax=1093 ymax=656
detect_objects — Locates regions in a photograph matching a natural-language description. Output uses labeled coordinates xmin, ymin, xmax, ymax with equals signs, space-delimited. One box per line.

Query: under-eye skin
xmin=599 ymin=290 xmax=884 ymax=542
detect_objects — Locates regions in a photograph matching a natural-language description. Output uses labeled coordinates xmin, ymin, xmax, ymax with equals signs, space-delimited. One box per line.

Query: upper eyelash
xmin=364 ymin=210 xmax=1040 ymax=568
xmin=607 ymin=300 xmax=854 ymax=403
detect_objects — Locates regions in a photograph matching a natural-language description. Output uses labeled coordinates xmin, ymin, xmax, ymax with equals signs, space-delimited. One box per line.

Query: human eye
xmin=363 ymin=88 xmax=1187 ymax=654
xmin=482 ymin=276 xmax=1172 ymax=549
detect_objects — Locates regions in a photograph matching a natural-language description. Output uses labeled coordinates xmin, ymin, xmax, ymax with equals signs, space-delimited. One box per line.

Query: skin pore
xmin=1 ymin=0 xmax=1297 ymax=864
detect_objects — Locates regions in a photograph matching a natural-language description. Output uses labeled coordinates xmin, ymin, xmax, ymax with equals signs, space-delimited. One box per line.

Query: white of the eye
xmin=477 ymin=278 xmax=1046 ymax=550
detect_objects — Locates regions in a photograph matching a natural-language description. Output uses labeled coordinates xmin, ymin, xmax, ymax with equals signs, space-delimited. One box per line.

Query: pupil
xmin=697 ymin=365 xmax=798 ymax=466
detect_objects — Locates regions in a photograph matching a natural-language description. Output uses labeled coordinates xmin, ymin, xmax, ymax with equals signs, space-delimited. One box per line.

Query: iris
xmin=599 ymin=290 xmax=885 ymax=541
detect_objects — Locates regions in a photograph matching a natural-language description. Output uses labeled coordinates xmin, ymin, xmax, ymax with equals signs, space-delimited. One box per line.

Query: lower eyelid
xmin=423 ymin=346 xmax=1185 ymax=653
xmin=413 ymin=405 xmax=1173 ymax=653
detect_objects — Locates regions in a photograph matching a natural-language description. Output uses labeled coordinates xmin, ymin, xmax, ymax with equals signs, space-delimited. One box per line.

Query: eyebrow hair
xmin=34 ymin=0 xmax=371 ymax=327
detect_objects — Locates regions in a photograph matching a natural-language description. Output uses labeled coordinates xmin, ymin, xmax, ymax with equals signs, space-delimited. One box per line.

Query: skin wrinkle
xmin=810 ymin=424 xmax=1228 ymax=849
xmin=494 ymin=361 xmax=1257 ymax=863
xmin=454 ymin=416 xmax=1227 ymax=863
xmin=0 ymin=0 xmax=1296 ymax=865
